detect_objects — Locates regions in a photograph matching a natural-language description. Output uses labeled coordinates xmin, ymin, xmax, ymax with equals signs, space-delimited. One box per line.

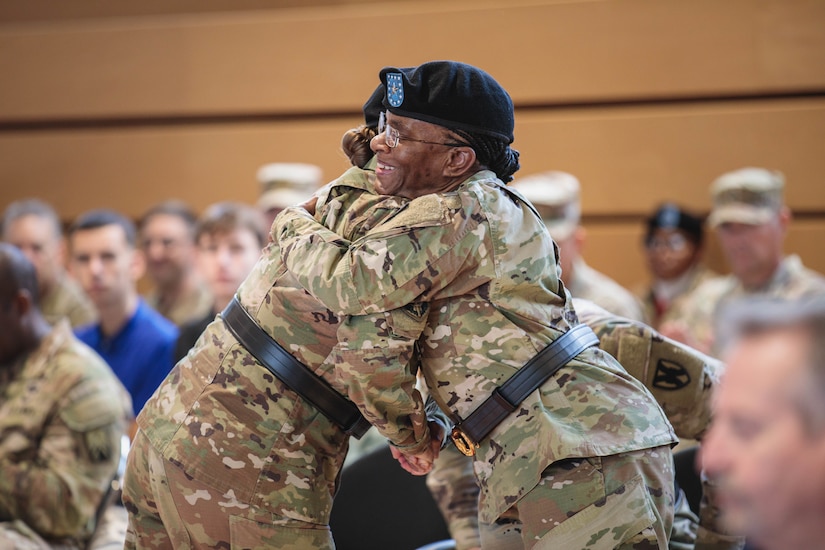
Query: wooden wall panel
xmin=0 ymin=116 xmax=364 ymax=219
xmin=2 ymin=98 xmax=822 ymax=220
xmin=1 ymin=0 xmax=823 ymax=120
xmin=1 ymin=0 xmax=824 ymax=288
xmin=515 ymin=96 xmax=825 ymax=215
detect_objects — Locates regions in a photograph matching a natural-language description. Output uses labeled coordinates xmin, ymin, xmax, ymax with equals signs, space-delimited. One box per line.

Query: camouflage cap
xmin=707 ymin=167 xmax=784 ymax=228
xmin=256 ymin=163 xmax=322 ymax=212
xmin=510 ymin=171 xmax=581 ymax=240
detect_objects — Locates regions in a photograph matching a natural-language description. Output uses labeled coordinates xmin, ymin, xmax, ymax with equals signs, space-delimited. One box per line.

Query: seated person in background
xmin=511 ymin=170 xmax=646 ymax=321
xmin=661 ymin=167 xmax=825 ymax=357
xmin=0 ymin=243 xmax=131 ymax=549
xmin=1 ymin=198 xmax=97 ymax=328
xmin=635 ymin=203 xmax=716 ymax=330
xmin=701 ymin=296 xmax=825 ymax=550
xmin=68 ymin=209 xmax=178 ymax=438
xmin=174 ymin=201 xmax=268 ymax=362
xmin=138 ymin=200 xmax=213 ymax=326
xmin=256 ymin=162 xmax=323 ymax=232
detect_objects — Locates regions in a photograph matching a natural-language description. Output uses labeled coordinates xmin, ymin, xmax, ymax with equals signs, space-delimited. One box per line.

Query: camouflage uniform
xmin=676 ymin=255 xmax=825 ymax=356
xmin=123 ymin=166 xmax=437 ymax=550
xmin=0 ymin=321 xmax=131 ymax=549
xmin=636 ymin=264 xmax=718 ymax=330
xmin=568 ymin=257 xmax=646 ymax=321
xmin=425 ymin=298 xmax=721 ymax=549
xmin=275 ymin=170 xmax=679 ymax=549
xmin=40 ymin=271 xmax=97 ymax=329
xmin=144 ymin=279 xmax=213 ymax=327
xmin=509 ymin=170 xmax=645 ymax=323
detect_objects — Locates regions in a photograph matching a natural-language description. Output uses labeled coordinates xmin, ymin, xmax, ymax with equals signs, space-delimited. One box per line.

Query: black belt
xmin=451 ymin=323 xmax=599 ymax=456
xmin=221 ymin=298 xmax=372 ymax=439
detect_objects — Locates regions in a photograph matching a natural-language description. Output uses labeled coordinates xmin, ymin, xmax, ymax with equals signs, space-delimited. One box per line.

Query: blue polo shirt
xmin=75 ymin=299 xmax=179 ymax=416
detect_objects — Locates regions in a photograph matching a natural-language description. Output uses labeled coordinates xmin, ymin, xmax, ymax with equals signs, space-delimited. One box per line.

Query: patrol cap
xmin=646 ymin=203 xmax=704 ymax=246
xmin=510 ymin=171 xmax=581 ymax=240
xmin=256 ymin=162 xmax=322 ymax=212
xmin=707 ymin=167 xmax=784 ymax=228
xmin=379 ymin=61 xmax=515 ymax=143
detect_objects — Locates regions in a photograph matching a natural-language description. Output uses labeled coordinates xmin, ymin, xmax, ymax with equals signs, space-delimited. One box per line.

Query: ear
xmin=56 ymin=237 xmax=67 ymax=268
xmin=443 ymin=147 xmax=478 ymax=178
xmin=573 ymin=226 xmax=587 ymax=254
xmin=14 ymin=288 xmax=34 ymax=316
xmin=130 ymin=248 xmax=146 ymax=281
xmin=778 ymin=205 xmax=792 ymax=232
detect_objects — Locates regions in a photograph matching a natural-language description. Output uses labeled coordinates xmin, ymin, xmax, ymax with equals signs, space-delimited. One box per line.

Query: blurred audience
xmin=174 ymin=201 xmax=267 ymax=361
xmin=511 ymin=171 xmax=645 ymax=321
xmin=68 ymin=209 xmax=178 ymax=438
xmin=636 ymin=203 xmax=717 ymax=329
xmin=256 ymin=162 xmax=322 ymax=232
xmin=138 ymin=200 xmax=212 ymax=326
xmin=1 ymin=198 xmax=96 ymax=328
xmin=661 ymin=167 xmax=825 ymax=356
xmin=0 ymin=243 xmax=131 ymax=548
xmin=701 ymin=297 xmax=825 ymax=550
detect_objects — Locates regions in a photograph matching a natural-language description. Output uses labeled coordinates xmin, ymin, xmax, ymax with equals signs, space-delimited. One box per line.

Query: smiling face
xmin=370 ymin=113 xmax=475 ymax=199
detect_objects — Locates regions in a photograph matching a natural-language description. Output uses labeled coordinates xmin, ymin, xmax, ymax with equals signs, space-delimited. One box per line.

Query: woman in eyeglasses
xmin=636 ymin=203 xmax=717 ymax=330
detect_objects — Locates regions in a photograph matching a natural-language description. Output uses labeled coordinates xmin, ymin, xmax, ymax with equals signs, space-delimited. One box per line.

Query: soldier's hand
xmin=390 ymin=445 xmax=434 ymax=476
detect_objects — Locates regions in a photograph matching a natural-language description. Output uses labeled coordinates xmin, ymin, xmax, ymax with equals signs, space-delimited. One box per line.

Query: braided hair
xmin=452 ymin=129 xmax=520 ymax=183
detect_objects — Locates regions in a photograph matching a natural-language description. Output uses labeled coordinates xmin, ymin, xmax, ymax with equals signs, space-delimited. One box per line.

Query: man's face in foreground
xmin=700 ymin=325 xmax=825 ymax=549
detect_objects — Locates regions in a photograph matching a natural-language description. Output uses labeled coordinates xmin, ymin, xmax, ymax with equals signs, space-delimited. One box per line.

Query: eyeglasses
xmin=645 ymin=233 xmax=689 ymax=252
xmin=377 ymin=111 xmax=466 ymax=149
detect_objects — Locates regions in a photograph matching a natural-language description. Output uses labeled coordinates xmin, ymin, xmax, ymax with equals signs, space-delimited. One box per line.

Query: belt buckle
xmin=450 ymin=426 xmax=479 ymax=457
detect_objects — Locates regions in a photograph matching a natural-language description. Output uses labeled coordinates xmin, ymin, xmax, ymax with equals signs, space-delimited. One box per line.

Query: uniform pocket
xmin=229 ymin=515 xmax=334 ymax=550
xmin=533 ymin=475 xmax=658 ymax=550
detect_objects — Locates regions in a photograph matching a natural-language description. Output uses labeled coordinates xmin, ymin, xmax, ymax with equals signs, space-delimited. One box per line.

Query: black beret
xmin=646 ymin=203 xmax=704 ymax=245
xmin=379 ymin=61 xmax=514 ymax=143
xmin=362 ymin=84 xmax=384 ymax=129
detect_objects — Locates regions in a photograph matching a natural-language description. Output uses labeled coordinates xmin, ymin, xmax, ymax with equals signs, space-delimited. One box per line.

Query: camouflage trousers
xmin=479 ymin=445 xmax=675 ymax=550
xmin=122 ymin=431 xmax=335 ymax=550
xmin=0 ymin=520 xmax=83 ymax=550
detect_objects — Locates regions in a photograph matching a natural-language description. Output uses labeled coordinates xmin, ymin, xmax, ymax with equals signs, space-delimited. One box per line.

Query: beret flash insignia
xmin=386 ymin=73 xmax=404 ymax=107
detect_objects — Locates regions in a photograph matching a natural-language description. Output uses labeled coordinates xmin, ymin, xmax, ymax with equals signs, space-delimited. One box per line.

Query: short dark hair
xmin=195 ymin=202 xmax=267 ymax=248
xmin=1 ymin=198 xmax=63 ymax=240
xmin=68 ymin=209 xmax=137 ymax=247
xmin=139 ymin=200 xmax=198 ymax=240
